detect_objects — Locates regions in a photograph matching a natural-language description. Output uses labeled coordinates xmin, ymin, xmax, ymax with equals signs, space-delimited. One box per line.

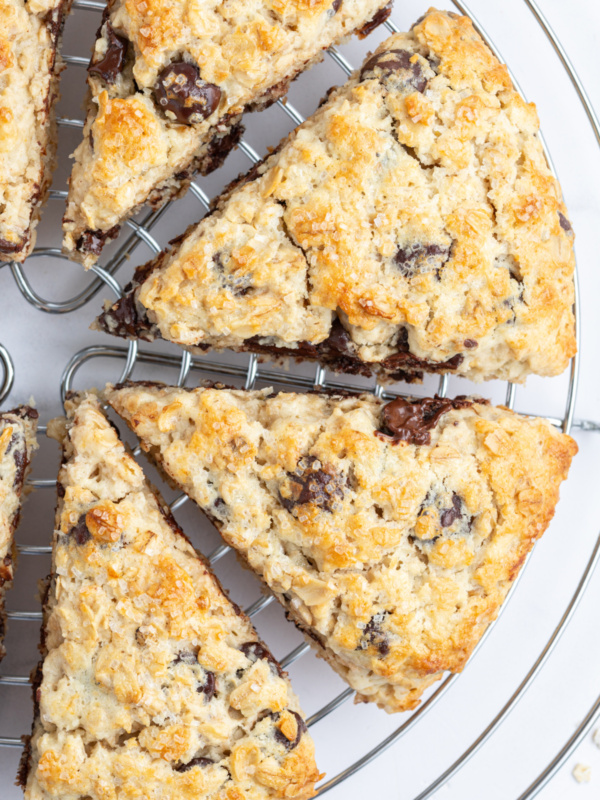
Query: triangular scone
xmin=0 ymin=406 xmax=38 ymax=658
xmin=62 ymin=0 xmax=393 ymax=267
xmin=107 ymin=382 xmax=577 ymax=713
xmin=96 ymin=9 xmax=576 ymax=384
xmin=0 ymin=0 xmax=72 ymax=261
xmin=20 ymin=394 xmax=320 ymax=800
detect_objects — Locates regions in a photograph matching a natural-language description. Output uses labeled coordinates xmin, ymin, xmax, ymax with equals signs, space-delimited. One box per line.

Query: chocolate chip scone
xmin=106 ymin=382 xmax=577 ymax=713
xmin=0 ymin=0 xmax=72 ymax=261
xmin=0 ymin=406 xmax=37 ymax=658
xmin=97 ymin=9 xmax=576 ymax=383
xmin=62 ymin=0 xmax=392 ymax=267
xmin=20 ymin=393 xmax=320 ymax=800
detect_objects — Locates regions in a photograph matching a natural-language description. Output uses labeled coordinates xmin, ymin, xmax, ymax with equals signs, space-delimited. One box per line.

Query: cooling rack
xmin=1 ymin=1 xmax=600 ymax=798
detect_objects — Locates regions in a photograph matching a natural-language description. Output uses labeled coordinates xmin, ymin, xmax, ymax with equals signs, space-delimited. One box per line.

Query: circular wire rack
xmin=1 ymin=1 xmax=600 ymax=797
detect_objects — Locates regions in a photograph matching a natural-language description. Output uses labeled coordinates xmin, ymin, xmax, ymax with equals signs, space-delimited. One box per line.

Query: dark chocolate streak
xmin=357 ymin=1 xmax=392 ymax=38
xmin=376 ymin=395 xmax=475 ymax=446
xmin=0 ymin=237 xmax=26 ymax=255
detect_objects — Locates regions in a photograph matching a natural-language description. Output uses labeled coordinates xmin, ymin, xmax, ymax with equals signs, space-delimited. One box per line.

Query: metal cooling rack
xmin=1 ymin=1 xmax=600 ymax=797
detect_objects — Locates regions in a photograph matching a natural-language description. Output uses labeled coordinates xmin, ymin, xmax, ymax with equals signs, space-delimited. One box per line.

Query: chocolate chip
xmin=57 ymin=482 xmax=66 ymax=498
xmin=76 ymin=225 xmax=120 ymax=256
xmin=198 ymin=671 xmax=215 ymax=701
xmin=463 ymin=339 xmax=478 ymax=349
xmin=361 ymin=48 xmax=428 ymax=92
xmin=88 ymin=23 xmax=128 ymax=84
xmin=331 ymin=0 xmax=342 ymax=12
xmin=273 ymin=710 xmax=307 ymax=750
xmin=239 ymin=641 xmax=283 ymax=677
xmin=279 ymin=455 xmax=345 ymax=514
xmin=213 ymin=253 xmax=252 ymax=296
xmin=376 ymin=396 xmax=474 ymax=446
xmin=68 ymin=514 xmax=92 ymax=545
xmin=154 ymin=62 xmax=221 ymax=125
xmin=174 ymin=756 xmax=214 ymax=773
xmin=172 ymin=650 xmax=198 ymax=666
xmin=394 ymin=243 xmax=451 ymax=279
xmin=558 ymin=211 xmax=573 ymax=235
xmin=358 ymin=612 xmax=391 ymax=657
xmin=440 ymin=493 xmax=463 ymax=528
xmin=357 ymin=1 xmax=392 ymax=38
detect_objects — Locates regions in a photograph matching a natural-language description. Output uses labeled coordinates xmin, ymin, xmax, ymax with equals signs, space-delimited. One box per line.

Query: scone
xmin=62 ymin=0 xmax=393 ymax=267
xmin=96 ymin=9 xmax=576 ymax=384
xmin=0 ymin=406 xmax=38 ymax=658
xmin=106 ymin=382 xmax=577 ymax=713
xmin=0 ymin=0 xmax=72 ymax=261
xmin=20 ymin=393 xmax=320 ymax=800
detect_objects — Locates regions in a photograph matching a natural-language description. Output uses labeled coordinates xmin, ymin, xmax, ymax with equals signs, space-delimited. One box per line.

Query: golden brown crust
xmin=22 ymin=394 xmax=320 ymax=800
xmin=106 ymin=383 xmax=577 ymax=713
xmin=0 ymin=0 xmax=71 ymax=261
xmin=62 ymin=0 xmax=392 ymax=266
xmin=97 ymin=9 xmax=576 ymax=383
xmin=0 ymin=406 xmax=38 ymax=659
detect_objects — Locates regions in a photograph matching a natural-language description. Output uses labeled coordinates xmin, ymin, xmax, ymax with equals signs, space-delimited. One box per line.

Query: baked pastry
xmin=20 ymin=393 xmax=320 ymax=800
xmin=0 ymin=0 xmax=72 ymax=261
xmin=96 ymin=9 xmax=576 ymax=384
xmin=0 ymin=406 xmax=38 ymax=658
xmin=106 ymin=382 xmax=577 ymax=712
xmin=62 ymin=0 xmax=393 ymax=267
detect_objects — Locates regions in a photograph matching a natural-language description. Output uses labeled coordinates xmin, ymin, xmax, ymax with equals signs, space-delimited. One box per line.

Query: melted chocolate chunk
xmin=361 ymin=47 xmax=428 ymax=92
xmin=394 ymin=243 xmax=451 ymax=279
xmin=174 ymin=756 xmax=214 ymax=773
xmin=558 ymin=211 xmax=573 ymax=235
xmin=0 ymin=237 xmax=23 ymax=254
xmin=154 ymin=62 xmax=221 ymax=125
xmin=88 ymin=23 xmax=128 ymax=83
xmin=280 ymin=455 xmax=344 ymax=514
xmin=68 ymin=514 xmax=92 ymax=545
xmin=357 ymin=1 xmax=392 ymax=38
xmin=239 ymin=641 xmax=283 ymax=677
xmin=358 ymin=612 xmax=390 ymax=657
xmin=463 ymin=339 xmax=478 ymax=349
xmin=376 ymin=395 xmax=474 ymax=446
xmin=198 ymin=671 xmax=216 ymax=701
xmin=440 ymin=493 xmax=463 ymax=528
xmin=76 ymin=225 xmax=120 ymax=256
xmin=322 ymin=318 xmax=353 ymax=356
xmin=273 ymin=710 xmax=307 ymax=750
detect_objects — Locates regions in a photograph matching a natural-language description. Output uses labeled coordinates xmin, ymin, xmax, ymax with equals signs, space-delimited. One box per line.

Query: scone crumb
xmin=572 ymin=763 xmax=591 ymax=783
xmin=593 ymin=728 xmax=600 ymax=749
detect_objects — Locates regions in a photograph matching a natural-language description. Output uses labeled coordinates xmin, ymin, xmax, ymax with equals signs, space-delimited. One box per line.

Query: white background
xmin=1 ymin=1 xmax=599 ymax=798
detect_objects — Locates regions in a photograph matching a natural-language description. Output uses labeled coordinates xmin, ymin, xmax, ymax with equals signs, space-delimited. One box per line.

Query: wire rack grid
xmin=1 ymin=1 xmax=600 ymax=798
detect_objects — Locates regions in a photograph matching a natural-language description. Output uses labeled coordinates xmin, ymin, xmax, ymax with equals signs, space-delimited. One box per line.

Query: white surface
xmin=0 ymin=1 xmax=599 ymax=798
